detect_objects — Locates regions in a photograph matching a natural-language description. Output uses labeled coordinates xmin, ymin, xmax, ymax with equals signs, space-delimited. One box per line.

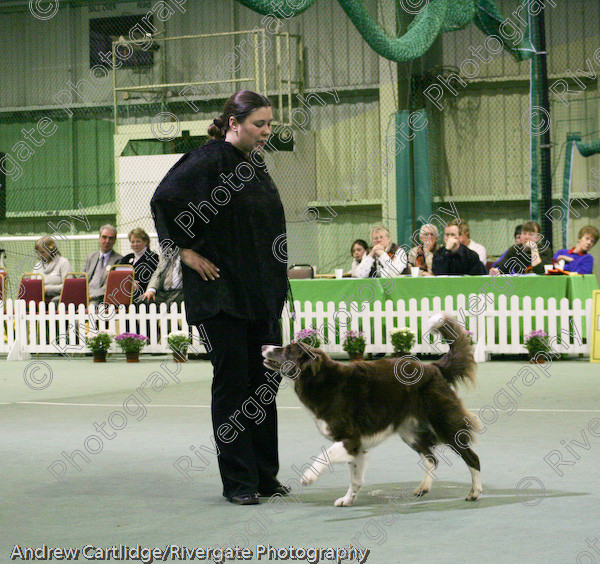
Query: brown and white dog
xmin=262 ymin=314 xmax=482 ymax=507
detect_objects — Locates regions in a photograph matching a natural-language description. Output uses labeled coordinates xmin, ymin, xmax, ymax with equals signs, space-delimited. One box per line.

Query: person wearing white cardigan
xmin=32 ymin=236 xmax=72 ymax=301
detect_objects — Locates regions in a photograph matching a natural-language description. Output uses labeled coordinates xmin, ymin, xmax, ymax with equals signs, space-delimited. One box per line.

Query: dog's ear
xmin=307 ymin=349 xmax=324 ymax=377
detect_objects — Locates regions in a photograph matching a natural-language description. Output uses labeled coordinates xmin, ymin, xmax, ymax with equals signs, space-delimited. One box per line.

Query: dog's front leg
xmin=335 ymin=452 xmax=367 ymax=507
xmin=300 ymin=442 xmax=353 ymax=486
xmin=466 ymin=466 xmax=482 ymax=501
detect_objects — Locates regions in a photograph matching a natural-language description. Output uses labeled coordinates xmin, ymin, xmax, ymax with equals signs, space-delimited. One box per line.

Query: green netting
xmin=474 ymin=0 xmax=534 ymax=61
xmin=236 ymin=0 xmax=533 ymax=63
xmin=0 ymin=116 xmax=114 ymax=214
xmin=528 ymin=1 xmax=551 ymax=233
xmin=561 ymin=135 xmax=578 ymax=248
xmin=2 ymin=0 xmax=582 ymax=282
xmin=234 ymin=0 xmax=318 ymax=16
xmin=336 ymin=0 xmax=471 ymax=63
xmin=575 ymin=139 xmax=600 ymax=158
xmin=561 ymin=133 xmax=600 ymax=247
xmin=395 ymin=110 xmax=432 ymax=247
xmin=529 ymin=16 xmax=540 ymax=223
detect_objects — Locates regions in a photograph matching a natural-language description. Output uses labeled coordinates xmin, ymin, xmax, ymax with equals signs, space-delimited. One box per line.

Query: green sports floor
xmin=2 ymin=356 xmax=599 ymax=564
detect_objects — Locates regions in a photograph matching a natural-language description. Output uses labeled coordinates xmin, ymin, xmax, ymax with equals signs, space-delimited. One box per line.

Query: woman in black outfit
xmin=150 ymin=91 xmax=289 ymax=505
xmin=118 ymin=227 xmax=159 ymax=302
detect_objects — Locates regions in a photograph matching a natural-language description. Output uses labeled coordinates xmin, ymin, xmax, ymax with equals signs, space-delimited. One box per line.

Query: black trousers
xmin=199 ymin=312 xmax=282 ymax=499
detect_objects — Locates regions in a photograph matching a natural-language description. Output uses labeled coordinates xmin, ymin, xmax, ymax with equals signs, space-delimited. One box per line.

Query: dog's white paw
xmin=300 ymin=471 xmax=317 ymax=486
xmin=334 ymin=496 xmax=354 ymax=507
xmin=465 ymin=488 xmax=481 ymax=501
xmin=413 ymin=487 xmax=430 ymax=497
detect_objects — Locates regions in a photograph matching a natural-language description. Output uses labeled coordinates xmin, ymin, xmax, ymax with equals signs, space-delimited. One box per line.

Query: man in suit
xmin=432 ymin=222 xmax=488 ymax=276
xmin=141 ymin=250 xmax=184 ymax=307
xmin=85 ymin=225 xmax=123 ymax=305
xmin=453 ymin=219 xmax=487 ymax=266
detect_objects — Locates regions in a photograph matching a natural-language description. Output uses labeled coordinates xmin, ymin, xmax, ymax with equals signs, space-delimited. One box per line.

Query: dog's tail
xmin=428 ymin=313 xmax=476 ymax=388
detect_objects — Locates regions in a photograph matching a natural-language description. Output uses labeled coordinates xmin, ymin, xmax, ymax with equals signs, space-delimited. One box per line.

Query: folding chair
xmin=18 ymin=275 xmax=45 ymax=355
xmin=287 ymin=264 xmax=315 ymax=279
xmin=103 ymin=264 xmax=134 ymax=307
xmin=18 ymin=273 xmax=45 ymax=308
xmin=59 ymin=272 xmax=89 ymax=308
xmin=0 ymin=268 xmax=7 ymax=319
xmin=101 ymin=265 xmax=135 ymax=337
xmin=0 ymin=268 xmax=7 ymax=304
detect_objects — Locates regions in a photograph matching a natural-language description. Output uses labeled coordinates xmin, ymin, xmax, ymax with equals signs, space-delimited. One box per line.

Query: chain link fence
xmin=1 ymin=0 xmax=598 ymax=294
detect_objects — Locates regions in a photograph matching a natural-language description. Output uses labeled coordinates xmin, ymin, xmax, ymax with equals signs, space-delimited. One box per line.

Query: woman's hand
xmin=526 ymin=239 xmax=541 ymax=266
xmin=371 ymin=244 xmax=385 ymax=258
xmin=555 ymin=254 xmax=574 ymax=262
xmin=179 ymin=248 xmax=220 ymax=281
xmin=141 ymin=290 xmax=156 ymax=303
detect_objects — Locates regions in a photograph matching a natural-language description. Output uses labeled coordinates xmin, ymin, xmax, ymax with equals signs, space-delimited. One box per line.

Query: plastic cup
xmin=335 ymin=269 xmax=344 ymax=279
xmin=410 ymin=267 xmax=420 ymax=278
xmin=544 ymin=264 xmax=552 ymax=274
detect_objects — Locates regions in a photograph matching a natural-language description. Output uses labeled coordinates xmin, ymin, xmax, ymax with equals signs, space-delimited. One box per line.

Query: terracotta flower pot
xmin=172 ymin=350 xmax=188 ymax=363
xmin=348 ymin=352 xmax=364 ymax=362
xmin=529 ymin=355 xmax=547 ymax=364
xmin=93 ymin=351 xmax=107 ymax=363
xmin=125 ymin=351 xmax=140 ymax=363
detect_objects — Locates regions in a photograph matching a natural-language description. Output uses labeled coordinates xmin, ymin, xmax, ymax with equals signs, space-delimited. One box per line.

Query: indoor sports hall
xmin=1 ymin=1 xmax=599 ymax=563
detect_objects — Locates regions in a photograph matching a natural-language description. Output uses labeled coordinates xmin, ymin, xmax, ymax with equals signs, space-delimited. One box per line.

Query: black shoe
xmin=227 ymin=493 xmax=259 ymax=505
xmin=258 ymin=484 xmax=291 ymax=497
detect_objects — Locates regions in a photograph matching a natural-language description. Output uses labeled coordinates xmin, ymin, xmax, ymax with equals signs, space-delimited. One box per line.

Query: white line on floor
xmin=9 ymin=401 xmax=300 ymax=408
xmin=481 ymin=408 xmax=600 ymax=413
xmin=2 ymin=402 xmax=599 ymax=413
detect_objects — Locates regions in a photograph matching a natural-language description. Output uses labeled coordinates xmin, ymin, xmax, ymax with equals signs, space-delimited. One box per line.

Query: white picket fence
xmin=0 ymin=300 xmax=206 ymax=358
xmin=281 ymin=293 xmax=592 ymax=358
xmin=0 ymin=293 xmax=593 ymax=360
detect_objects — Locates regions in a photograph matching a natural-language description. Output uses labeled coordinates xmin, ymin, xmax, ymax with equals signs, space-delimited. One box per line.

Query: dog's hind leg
xmin=466 ymin=465 xmax=482 ymax=501
xmin=445 ymin=431 xmax=481 ymax=500
xmin=300 ymin=441 xmax=354 ymax=486
xmin=335 ymin=452 xmax=367 ymax=507
xmin=397 ymin=421 xmax=439 ymax=497
xmin=425 ymin=402 xmax=482 ymax=500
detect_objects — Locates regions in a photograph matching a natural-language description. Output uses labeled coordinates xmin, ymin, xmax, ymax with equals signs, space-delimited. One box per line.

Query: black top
xmin=432 ymin=244 xmax=488 ymax=276
xmin=494 ymin=243 xmax=553 ymax=275
xmin=150 ymin=139 xmax=288 ymax=324
xmin=119 ymin=249 xmax=160 ymax=300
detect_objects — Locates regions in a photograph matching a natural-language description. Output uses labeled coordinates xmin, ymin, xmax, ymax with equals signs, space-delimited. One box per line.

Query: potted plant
xmin=85 ymin=330 xmax=114 ymax=362
xmin=167 ymin=330 xmax=192 ymax=362
xmin=342 ymin=330 xmax=366 ymax=361
xmin=115 ymin=332 xmax=149 ymax=362
xmin=390 ymin=327 xmax=416 ymax=357
xmin=294 ymin=328 xmax=321 ymax=348
xmin=524 ymin=329 xmax=551 ymax=363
